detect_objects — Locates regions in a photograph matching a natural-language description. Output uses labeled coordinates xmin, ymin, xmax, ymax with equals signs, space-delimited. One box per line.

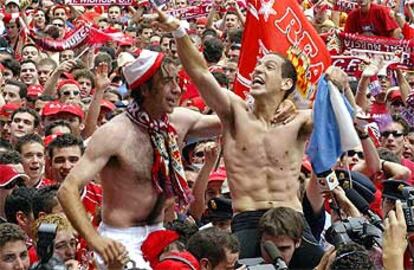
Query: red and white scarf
xmin=126 ymin=101 xmax=193 ymax=207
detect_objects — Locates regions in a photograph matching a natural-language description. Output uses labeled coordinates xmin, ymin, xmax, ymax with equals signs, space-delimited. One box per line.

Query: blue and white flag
xmin=306 ymin=75 xmax=360 ymax=175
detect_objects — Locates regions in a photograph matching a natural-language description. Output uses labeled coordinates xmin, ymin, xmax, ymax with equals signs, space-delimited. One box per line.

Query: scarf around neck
xmin=126 ymin=101 xmax=193 ymax=207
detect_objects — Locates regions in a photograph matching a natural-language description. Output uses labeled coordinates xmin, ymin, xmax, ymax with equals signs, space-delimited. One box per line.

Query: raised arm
xmin=57 ymin=123 xmax=126 ymax=267
xmin=155 ymin=9 xmax=233 ymax=119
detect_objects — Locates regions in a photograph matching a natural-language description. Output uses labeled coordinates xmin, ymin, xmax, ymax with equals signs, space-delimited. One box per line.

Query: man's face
xmin=403 ymin=132 xmax=414 ymax=161
xmin=0 ymin=240 xmax=29 ymax=270
xmin=224 ymin=62 xmax=237 ymax=88
xmin=196 ymin=24 xmax=206 ymax=36
xmin=357 ymin=0 xmax=370 ymax=8
xmin=378 ymin=74 xmax=391 ymax=93
xmin=225 ymin=14 xmax=239 ymax=30
xmin=20 ymin=62 xmax=39 ymax=85
xmin=98 ymin=20 xmax=108 ymax=30
xmin=381 ymin=122 xmax=405 ymax=157
xmin=50 ymin=145 xmax=81 ymax=182
xmin=205 ymin=181 xmax=222 ymax=202
xmin=146 ymin=64 xmax=181 ymax=114
xmin=211 ymin=248 xmax=239 ymax=270
xmin=141 ymin=28 xmax=154 ymax=40
xmin=175 ymin=0 xmax=187 ymax=8
xmin=20 ymin=142 xmax=45 ymax=186
xmin=3 ymin=69 xmax=14 ymax=81
xmin=45 ymin=113 xmax=82 ymax=137
xmin=260 ymin=234 xmax=298 ymax=265
xmin=51 ymin=19 xmax=65 ymax=38
xmin=3 ymin=84 xmax=22 ymax=105
xmin=34 ymin=11 xmax=46 ymax=26
xmin=108 ymin=6 xmax=121 ymax=20
xmin=60 ymin=50 xmax=74 ymax=62
xmin=160 ymin=37 xmax=170 ymax=54
xmin=38 ymin=64 xmax=55 ymax=86
xmin=250 ymin=54 xmax=286 ymax=98
xmin=6 ymin=3 xmax=19 ymax=13
xmin=53 ymin=7 xmax=67 ymax=21
xmin=11 ymin=112 xmax=36 ymax=139
xmin=5 ymin=22 xmax=19 ymax=39
xmin=22 ymin=46 xmax=39 ymax=61
xmin=54 ymin=230 xmax=77 ymax=262
xmin=227 ymin=48 xmax=240 ymax=63
xmin=77 ymin=77 xmax=93 ymax=97
xmin=34 ymin=99 xmax=47 ymax=115
xmin=59 ymin=84 xmax=81 ymax=104
xmin=340 ymin=147 xmax=364 ymax=169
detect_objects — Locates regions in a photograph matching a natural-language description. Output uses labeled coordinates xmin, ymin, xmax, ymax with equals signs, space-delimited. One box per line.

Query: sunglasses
xmin=53 ymin=23 xmax=64 ymax=27
xmin=347 ymin=150 xmax=364 ymax=159
xmin=62 ymin=90 xmax=80 ymax=96
xmin=382 ymin=130 xmax=404 ymax=138
xmin=390 ymin=100 xmax=404 ymax=107
xmin=194 ymin=151 xmax=204 ymax=158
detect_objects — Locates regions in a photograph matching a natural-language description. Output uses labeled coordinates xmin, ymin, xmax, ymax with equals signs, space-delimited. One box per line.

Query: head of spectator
xmin=0 ymin=139 xmax=13 ymax=154
xmin=223 ymin=59 xmax=238 ymax=89
xmin=47 ymin=134 xmax=84 ymax=183
xmin=3 ymin=79 xmax=27 ymax=105
xmin=21 ymin=44 xmax=39 ymax=62
xmin=339 ymin=146 xmax=364 ymax=169
xmin=108 ymin=5 xmax=122 ymax=21
xmin=5 ymin=18 xmax=20 ymax=41
xmin=174 ymin=0 xmax=188 ymax=8
xmin=97 ymin=16 xmax=109 ymax=30
xmin=103 ymin=86 xmax=122 ymax=104
xmin=15 ymin=134 xmax=45 ymax=188
xmin=187 ymin=227 xmax=240 ymax=270
xmin=386 ymin=87 xmax=404 ymax=116
xmin=32 ymin=185 xmax=62 ymax=219
xmin=203 ymin=38 xmax=224 ymax=66
xmin=37 ymin=58 xmax=57 ymax=86
xmin=0 ymin=163 xmax=27 ymax=219
xmin=52 ymin=5 xmax=68 ymax=21
xmin=44 ymin=120 xmax=72 ymax=137
xmin=94 ymin=52 xmax=113 ymax=73
xmin=206 ymin=197 xmax=233 ymax=232
xmin=202 ymin=29 xmax=218 ymax=43
xmin=25 ymin=85 xmax=44 ymax=110
xmin=403 ymin=128 xmax=414 ymax=161
xmin=258 ymin=207 xmax=304 ymax=265
xmin=50 ymin=17 xmax=66 ymax=39
xmin=42 ymin=102 xmax=84 ymax=138
xmin=377 ymin=69 xmax=391 ymax=99
xmin=73 ymin=69 xmax=95 ymax=97
xmin=5 ymin=187 xmax=36 ymax=238
xmin=0 ymin=223 xmax=30 ymax=270
xmin=19 ymin=60 xmax=39 ymax=86
xmin=329 ymin=243 xmax=374 ymax=270
xmin=195 ymin=17 xmax=207 ymax=36
xmin=224 ymin=11 xmax=240 ymax=31
xmin=5 ymin=0 xmax=20 ymax=13
xmin=10 ymin=108 xmax=39 ymax=143
xmin=227 ymin=43 xmax=241 ymax=63
xmin=33 ymin=9 xmax=47 ymax=30
xmin=206 ymin=169 xmax=226 ymax=203
xmin=33 ymin=214 xmax=77 ymax=263
xmin=34 ymin=95 xmax=55 ymax=115
xmin=57 ymin=79 xmax=82 ymax=104
xmin=381 ymin=115 xmax=409 ymax=157
xmin=138 ymin=23 xmax=154 ymax=45
xmin=59 ymin=50 xmax=75 ymax=63
xmin=1 ymin=59 xmax=20 ymax=81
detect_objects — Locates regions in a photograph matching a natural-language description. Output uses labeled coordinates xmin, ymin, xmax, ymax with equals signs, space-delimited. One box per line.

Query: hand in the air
xmin=151 ymin=5 xmax=181 ymax=33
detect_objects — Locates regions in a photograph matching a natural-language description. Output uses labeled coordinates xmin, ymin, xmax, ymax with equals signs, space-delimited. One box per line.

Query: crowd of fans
xmin=0 ymin=0 xmax=413 ymax=269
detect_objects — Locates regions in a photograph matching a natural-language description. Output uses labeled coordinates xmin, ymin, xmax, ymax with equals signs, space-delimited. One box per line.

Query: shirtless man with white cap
xmin=57 ymin=56 xmax=222 ymax=269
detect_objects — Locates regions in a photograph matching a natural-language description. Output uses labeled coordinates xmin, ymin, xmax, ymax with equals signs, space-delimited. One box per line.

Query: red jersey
xmin=345 ymin=3 xmax=399 ymax=37
xmin=34 ymin=178 xmax=55 ymax=189
xmin=81 ymin=182 xmax=103 ymax=227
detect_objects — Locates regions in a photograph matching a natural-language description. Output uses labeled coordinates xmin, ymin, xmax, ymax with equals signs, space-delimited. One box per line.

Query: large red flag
xmin=234 ymin=0 xmax=331 ymax=99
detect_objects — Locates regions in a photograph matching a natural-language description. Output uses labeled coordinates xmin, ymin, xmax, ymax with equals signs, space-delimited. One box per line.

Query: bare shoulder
xmin=297 ymin=109 xmax=313 ymax=137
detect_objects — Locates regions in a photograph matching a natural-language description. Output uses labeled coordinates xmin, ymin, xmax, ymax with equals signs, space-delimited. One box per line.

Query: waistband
xmin=98 ymin=222 xmax=163 ymax=235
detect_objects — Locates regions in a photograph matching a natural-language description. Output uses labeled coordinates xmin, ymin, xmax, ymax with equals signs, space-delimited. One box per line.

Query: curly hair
xmin=0 ymin=223 xmax=27 ymax=248
xmin=330 ymin=243 xmax=374 ymax=270
xmin=32 ymin=214 xmax=75 ymax=242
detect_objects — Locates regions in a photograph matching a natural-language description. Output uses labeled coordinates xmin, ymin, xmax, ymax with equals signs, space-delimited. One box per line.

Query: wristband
xmin=359 ymin=133 xmax=370 ymax=140
xmin=173 ymin=22 xmax=187 ymax=39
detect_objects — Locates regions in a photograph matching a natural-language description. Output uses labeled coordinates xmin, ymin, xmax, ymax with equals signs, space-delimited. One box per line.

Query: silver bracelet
xmin=173 ymin=22 xmax=187 ymax=39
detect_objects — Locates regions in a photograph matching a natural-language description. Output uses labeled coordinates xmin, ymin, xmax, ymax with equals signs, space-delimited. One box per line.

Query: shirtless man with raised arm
xmin=155 ymin=9 xmax=331 ymax=266
xmin=57 ymin=55 xmax=222 ymax=269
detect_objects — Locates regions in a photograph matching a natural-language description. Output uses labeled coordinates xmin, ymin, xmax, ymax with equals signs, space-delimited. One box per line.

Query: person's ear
xmin=295 ymin=239 xmax=302 ymax=248
xmin=200 ymin=258 xmax=211 ymax=270
xmin=16 ymin=211 xmax=28 ymax=227
xmin=281 ymin=78 xmax=293 ymax=92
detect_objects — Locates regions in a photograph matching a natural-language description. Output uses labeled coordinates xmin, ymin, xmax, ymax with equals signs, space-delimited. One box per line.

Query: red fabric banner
xmin=333 ymin=0 xmax=357 ymax=13
xmin=68 ymin=0 xmax=133 ymax=5
xmin=234 ymin=0 xmax=331 ymax=99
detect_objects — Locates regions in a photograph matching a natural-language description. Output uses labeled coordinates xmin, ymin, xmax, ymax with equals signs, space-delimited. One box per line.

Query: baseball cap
xmin=382 ymin=179 xmax=411 ymax=200
xmin=208 ymin=168 xmax=227 ymax=183
xmin=207 ymin=197 xmax=233 ymax=221
xmin=100 ymin=100 xmax=116 ymax=112
xmin=0 ymin=164 xmax=28 ymax=188
xmin=42 ymin=102 xmax=84 ymax=120
xmin=141 ymin=230 xmax=180 ymax=268
xmin=0 ymin=103 xmax=20 ymax=121
xmin=386 ymin=87 xmax=402 ymax=102
xmin=5 ymin=0 xmax=19 ymax=7
xmin=27 ymin=85 xmax=44 ymax=98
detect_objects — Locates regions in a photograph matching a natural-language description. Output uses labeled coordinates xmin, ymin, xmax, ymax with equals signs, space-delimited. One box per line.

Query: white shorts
xmin=95 ymin=222 xmax=164 ymax=270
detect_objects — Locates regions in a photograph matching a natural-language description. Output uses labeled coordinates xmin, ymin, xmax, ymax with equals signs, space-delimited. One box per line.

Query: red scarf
xmin=126 ymin=101 xmax=193 ymax=207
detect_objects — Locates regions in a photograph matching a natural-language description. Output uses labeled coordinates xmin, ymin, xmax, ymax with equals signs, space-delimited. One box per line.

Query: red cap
xmin=0 ymin=103 xmax=20 ymax=120
xmin=44 ymin=133 xmax=63 ymax=147
xmin=0 ymin=164 xmax=28 ymax=187
xmin=387 ymin=87 xmax=402 ymax=101
xmin=100 ymin=100 xmax=116 ymax=112
xmin=196 ymin=17 xmax=207 ymax=25
xmin=57 ymin=79 xmax=81 ymax=93
xmin=208 ymin=168 xmax=227 ymax=183
xmin=42 ymin=102 xmax=84 ymax=120
xmin=141 ymin=230 xmax=180 ymax=268
xmin=154 ymin=251 xmax=201 ymax=270
xmin=27 ymin=85 xmax=44 ymax=98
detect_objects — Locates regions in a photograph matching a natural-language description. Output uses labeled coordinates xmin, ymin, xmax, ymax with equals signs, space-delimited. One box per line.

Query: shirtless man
xmin=57 ymin=59 xmax=221 ymax=269
xmin=155 ymin=9 xmax=329 ymax=265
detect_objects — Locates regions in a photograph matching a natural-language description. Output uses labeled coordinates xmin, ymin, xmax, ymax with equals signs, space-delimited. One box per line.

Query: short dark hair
xmin=20 ymin=59 xmax=37 ymax=69
xmin=44 ymin=120 xmax=72 ymax=136
xmin=0 ymin=150 xmax=22 ymax=164
xmin=166 ymin=219 xmax=199 ymax=246
xmin=203 ymin=38 xmax=224 ymax=64
xmin=11 ymin=108 xmax=41 ymax=128
xmin=187 ymin=227 xmax=240 ymax=268
xmin=0 ymin=223 xmax=27 ymax=248
xmin=0 ymin=139 xmax=13 ymax=152
xmin=5 ymin=79 xmax=27 ymax=99
xmin=1 ymin=58 xmax=20 ymax=77
xmin=202 ymin=29 xmax=218 ymax=40
xmin=269 ymin=53 xmax=298 ymax=99
xmin=5 ymin=187 xmax=36 ymax=224
xmin=392 ymin=114 xmax=410 ymax=135
xmin=258 ymin=207 xmax=304 ymax=242
xmin=73 ymin=69 xmax=96 ymax=89
xmin=377 ymin=147 xmax=401 ymax=164
xmin=15 ymin=134 xmax=44 ymax=154
xmin=330 ymin=243 xmax=374 ymax=270
xmin=47 ymin=133 xmax=84 ymax=158
xmin=228 ymin=29 xmax=243 ymax=44
xmin=22 ymin=43 xmax=39 ymax=53
xmin=32 ymin=185 xmax=60 ymax=219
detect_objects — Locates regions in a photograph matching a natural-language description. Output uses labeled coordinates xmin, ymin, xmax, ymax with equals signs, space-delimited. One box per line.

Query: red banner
xmin=331 ymin=55 xmax=365 ymax=77
xmin=168 ymin=4 xmax=212 ymax=19
xmin=68 ymin=0 xmax=133 ymax=5
xmin=234 ymin=0 xmax=331 ymax=99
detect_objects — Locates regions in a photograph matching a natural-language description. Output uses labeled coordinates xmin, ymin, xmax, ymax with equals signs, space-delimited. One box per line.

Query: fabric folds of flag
xmin=306 ymin=75 xmax=360 ymax=175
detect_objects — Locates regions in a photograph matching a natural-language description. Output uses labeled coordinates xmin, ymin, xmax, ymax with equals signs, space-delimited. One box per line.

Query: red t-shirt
xmin=344 ymin=3 xmax=399 ymax=37
xmin=34 ymin=178 xmax=55 ymax=189
xmin=401 ymin=158 xmax=414 ymax=185
xmin=80 ymin=182 xmax=103 ymax=227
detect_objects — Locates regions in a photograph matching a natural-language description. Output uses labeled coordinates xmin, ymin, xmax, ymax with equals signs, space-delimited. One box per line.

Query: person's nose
xmin=15 ymin=257 xmax=26 ymax=270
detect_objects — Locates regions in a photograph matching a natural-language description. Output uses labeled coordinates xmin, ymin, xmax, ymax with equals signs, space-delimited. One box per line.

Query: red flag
xmin=234 ymin=0 xmax=331 ymax=99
